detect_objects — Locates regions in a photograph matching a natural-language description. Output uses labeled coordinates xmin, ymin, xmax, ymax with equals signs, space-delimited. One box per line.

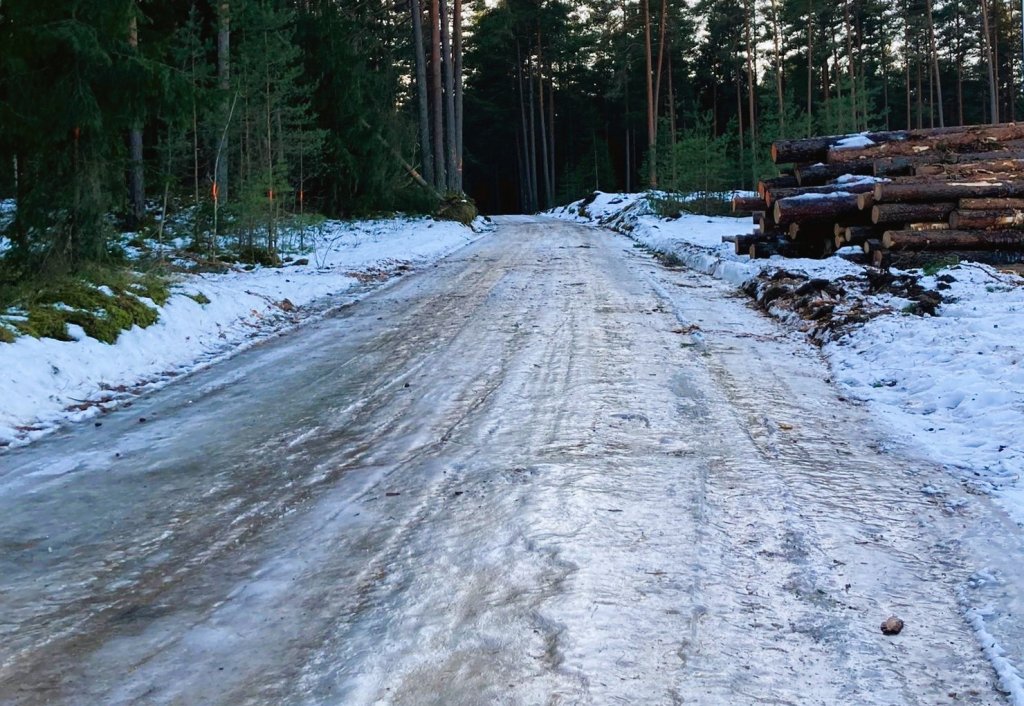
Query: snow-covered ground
xmin=552 ymin=192 xmax=1024 ymax=529
xmin=0 ymin=215 xmax=490 ymax=448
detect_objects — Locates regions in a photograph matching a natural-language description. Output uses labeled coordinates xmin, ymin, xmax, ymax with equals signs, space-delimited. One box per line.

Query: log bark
xmin=873 ymin=180 xmax=1024 ymax=203
xmin=874 ymin=156 xmax=924 ymax=177
xmin=750 ymin=240 xmax=798 ymax=258
xmin=883 ymin=229 xmax=1024 ymax=249
xmin=827 ymin=127 xmax=1024 ymax=162
xmin=732 ymin=194 xmax=765 ymax=212
xmin=751 ymin=210 xmax=765 ymax=223
xmin=787 ymin=221 xmax=834 ymax=241
xmin=872 ymin=249 xmax=892 ymax=269
xmin=874 ymin=148 xmax=1024 ymax=176
xmin=794 ymin=161 xmax=874 ymax=185
xmin=735 ymin=233 xmax=772 ymax=253
xmin=773 ymin=193 xmax=861 ymax=224
xmin=871 ymin=202 xmax=956 ymax=224
xmin=959 ymin=197 xmax=1024 ymax=209
xmin=841 ymin=226 xmax=878 ymax=245
xmin=773 ymin=130 xmax=917 ymax=164
xmin=766 ymin=180 xmax=877 ymax=208
xmin=914 ymin=159 xmax=1024 ymax=177
xmin=772 ymin=123 xmax=1024 ymax=164
xmin=949 ymin=209 xmax=1024 ymax=229
xmin=757 ymin=175 xmax=799 ymax=197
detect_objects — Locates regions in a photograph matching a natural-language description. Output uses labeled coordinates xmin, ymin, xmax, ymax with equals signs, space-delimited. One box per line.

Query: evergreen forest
xmin=1 ymin=0 xmax=1023 ymax=276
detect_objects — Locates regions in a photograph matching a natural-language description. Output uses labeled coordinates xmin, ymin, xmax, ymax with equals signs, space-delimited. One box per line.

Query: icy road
xmin=2 ymin=217 xmax=1024 ymax=705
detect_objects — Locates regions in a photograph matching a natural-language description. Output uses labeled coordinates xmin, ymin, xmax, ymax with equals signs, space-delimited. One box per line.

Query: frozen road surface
xmin=2 ymin=217 xmax=1023 ymax=705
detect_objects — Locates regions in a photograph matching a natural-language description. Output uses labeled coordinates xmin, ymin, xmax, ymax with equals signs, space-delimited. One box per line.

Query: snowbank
xmin=0 ymin=216 xmax=489 ymax=448
xmin=552 ymin=192 xmax=1024 ymax=526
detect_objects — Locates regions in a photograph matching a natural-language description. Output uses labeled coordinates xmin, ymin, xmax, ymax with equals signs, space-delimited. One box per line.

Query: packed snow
xmin=833 ymin=134 xmax=879 ymax=149
xmin=0 ymin=215 xmax=490 ymax=448
xmin=552 ymin=192 xmax=1024 ymax=528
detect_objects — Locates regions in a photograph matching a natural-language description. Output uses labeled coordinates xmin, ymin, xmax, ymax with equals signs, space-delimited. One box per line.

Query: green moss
xmin=922 ymin=255 xmax=960 ymax=277
xmin=437 ymin=197 xmax=479 ymax=226
xmin=133 ymin=274 xmax=170 ymax=306
xmin=116 ymin=292 xmax=159 ymax=328
xmin=187 ymin=292 xmax=211 ymax=305
xmin=0 ymin=326 xmax=16 ymax=344
xmin=14 ymin=307 xmax=71 ymax=341
xmin=3 ymin=268 xmax=165 ymax=344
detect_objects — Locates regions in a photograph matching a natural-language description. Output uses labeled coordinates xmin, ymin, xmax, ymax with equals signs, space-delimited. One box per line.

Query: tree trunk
xmin=806 ymin=0 xmax=814 ymax=136
xmin=128 ymin=10 xmax=145 ymax=226
xmin=653 ymin=0 xmax=668 ymax=149
xmin=453 ymin=0 xmax=463 ymax=192
xmin=527 ymin=54 xmax=538 ymax=209
xmin=642 ymin=0 xmax=656 ymax=187
xmin=843 ymin=0 xmax=857 ymax=129
xmin=217 ymin=1 xmax=230 ymax=204
xmin=439 ymin=0 xmax=457 ymax=193
xmin=736 ymin=57 xmax=745 ymax=185
xmin=981 ymin=0 xmax=999 ymax=123
xmin=925 ymin=0 xmax=944 ymax=127
xmin=668 ymin=52 xmax=678 ymax=186
xmin=411 ymin=0 xmax=434 ymax=186
xmin=744 ymin=0 xmax=758 ymax=186
xmin=430 ymin=0 xmax=446 ymax=191
xmin=767 ymin=0 xmax=785 ymax=134
xmin=516 ymin=42 xmax=533 ymax=211
xmin=536 ymin=35 xmax=551 ymax=209
xmin=548 ymin=70 xmax=555 ymax=200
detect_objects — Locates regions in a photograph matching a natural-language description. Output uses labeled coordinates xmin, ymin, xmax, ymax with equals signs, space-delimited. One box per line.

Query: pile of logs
xmin=729 ymin=122 xmax=1024 ymax=266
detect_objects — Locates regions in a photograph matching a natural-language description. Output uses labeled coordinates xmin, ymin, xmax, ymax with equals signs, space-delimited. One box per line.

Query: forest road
xmin=1 ymin=216 xmax=1023 ymax=705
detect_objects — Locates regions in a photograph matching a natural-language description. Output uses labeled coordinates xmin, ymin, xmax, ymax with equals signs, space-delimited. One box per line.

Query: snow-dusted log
xmin=882 ymin=228 xmax=1024 ymax=250
xmin=765 ymin=180 xmax=877 ymax=208
xmin=794 ymin=161 xmax=874 ymax=185
xmin=773 ymin=193 xmax=861 ymax=225
xmin=772 ymin=123 xmax=1024 ymax=164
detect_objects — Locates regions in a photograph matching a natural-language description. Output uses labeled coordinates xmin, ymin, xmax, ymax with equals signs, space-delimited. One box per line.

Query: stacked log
xmin=732 ymin=123 xmax=1024 ymax=264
